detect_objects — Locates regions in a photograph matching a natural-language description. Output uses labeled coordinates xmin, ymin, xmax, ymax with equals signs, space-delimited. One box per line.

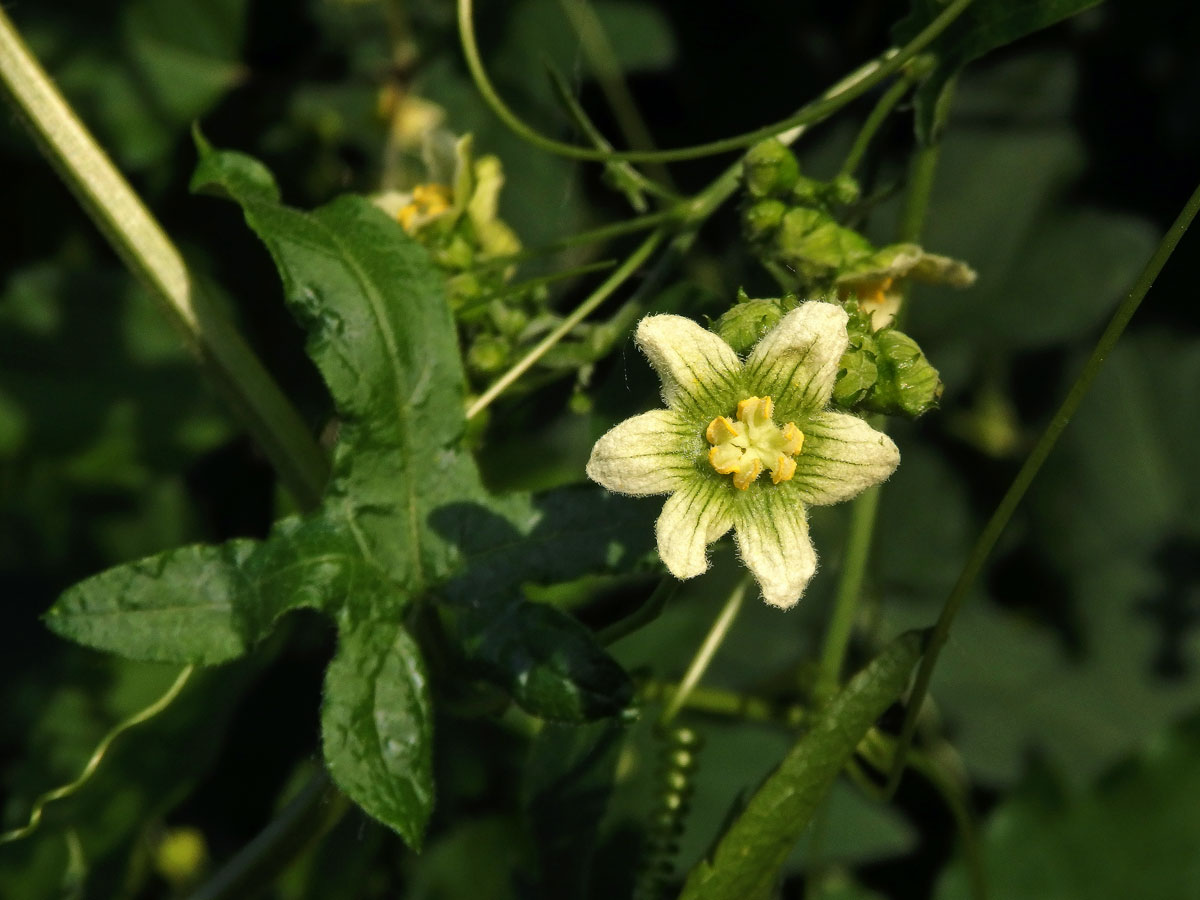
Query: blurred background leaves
xmin=2 ymin=0 xmax=1199 ymax=897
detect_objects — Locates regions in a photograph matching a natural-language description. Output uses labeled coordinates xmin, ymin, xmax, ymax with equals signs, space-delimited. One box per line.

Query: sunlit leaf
xmin=322 ymin=621 xmax=434 ymax=848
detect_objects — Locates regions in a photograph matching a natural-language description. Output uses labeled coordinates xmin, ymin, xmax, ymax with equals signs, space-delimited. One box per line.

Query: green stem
xmin=0 ymin=8 xmax=328 ymax=510
xmin=816 ymin=481 xmax=883 ymax=697
xmin=466 ymin=225 xmax=667 ymax=418
xmin=457 ymin=258 xmax=616 ymax=311
xmin=816 ymin=84 xmax=952 ymax=697
xmin=886 ymin=176 xmax=1200 ymax=794
xmin=185 ymin=769 xmax=349 ymax=900
xmin=640 ymin=680 xmax=808 ymax=728
xmin=838 ymin=76 xmax=914 ymax=178
xmin=896 ymin=123 xmax=946 ymax=244
xmin=555 ymin=0 xmax=676 ymax=188
xmin=458 ymin=0 xmax=974 ymax=163
xmin=658 ymin=577 xmax=749 ymax=728
xmin=460 ymin=38 xmax=897 ymax=415
xmin=473 ymin=209 xmax=678 ymax=270
xmin=857 ymin=731 xmax=986 ymax=900
xmin=545 ymin=62 xmax=679 ymax=207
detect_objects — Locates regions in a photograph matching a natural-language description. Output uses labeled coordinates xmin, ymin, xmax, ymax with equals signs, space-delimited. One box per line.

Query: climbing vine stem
xmin=457 ymin=0 xmax=975 ymax=163
xmin=887 ymin=176 xmax=1200 ymax=794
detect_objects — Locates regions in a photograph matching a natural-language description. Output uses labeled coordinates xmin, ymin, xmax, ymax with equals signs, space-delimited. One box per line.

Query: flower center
xmin=397 ymin=183 xmax=452 ymax=232
xmin=705 ymin=396 xmax=804 ymax=490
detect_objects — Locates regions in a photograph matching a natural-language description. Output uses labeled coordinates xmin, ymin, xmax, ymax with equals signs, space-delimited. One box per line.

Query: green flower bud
xmin=744 ymin=139 xmax=800 ymax=199
xmin=829 ymin=173 xmax=861 ymax=205
xmin=467 ymin=334 xmax=510 ymax=374
xmin=742 ymin=199 xmax=787 ymax=245
xmin=446 ymin=272 xmax=483 ymax=311
xmin=833 ymin=342 xmax=879 ymax=407
xmin=789 ymin=174 xmax=826 ymax=206
xmin=865 ymin=329 xmax=942 ymax=418
xmin=435 ymin=234 xmax=475 ymax=271
xmin=775 ymin=207 xmax=873 ymax=280
xmin=712 ymin=297 xmax=786 ymax=354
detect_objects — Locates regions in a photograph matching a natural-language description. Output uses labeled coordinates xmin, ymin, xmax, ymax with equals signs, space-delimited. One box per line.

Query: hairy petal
xmin=733 ymin=490 xmax=818 ymax=609
xmin=791 ymin=411 xmax=900 ymax=506
xmin=655 ymin=479 xmax=733 ymax=579
xmin=636 ymin=315 xmax=743 ymax=416
xmin=744 ymin=302 xmax=849 ymax=416
xmin=586 ymin=410 xmax=695 ymax=496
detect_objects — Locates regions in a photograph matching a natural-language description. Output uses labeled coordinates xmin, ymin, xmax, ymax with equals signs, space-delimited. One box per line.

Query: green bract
xmin=587 ymin=301 xmax=899 ymax=608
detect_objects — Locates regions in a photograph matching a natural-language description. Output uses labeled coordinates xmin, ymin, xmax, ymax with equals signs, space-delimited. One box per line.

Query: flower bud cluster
xmin=733 ymin=140 xmax=971 ymax=419
xmin=374 ymin=135 xmax=559 ymax=385
xmin=741 ymin=139 xmax=975 ymax=331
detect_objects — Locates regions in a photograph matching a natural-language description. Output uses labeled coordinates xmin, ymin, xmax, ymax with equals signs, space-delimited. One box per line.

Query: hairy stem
xmin=458 ymin=0 xmax=974 ymax=163
xmin=887 ymin=176 xmax=1200 ymax=793
xmin=0 ymin=7 xmax=328 ymax=509
xmin=461 ymin=45 xmax=910 ymax=415
xmin=817 ymin=93 xmax=951 ymax=695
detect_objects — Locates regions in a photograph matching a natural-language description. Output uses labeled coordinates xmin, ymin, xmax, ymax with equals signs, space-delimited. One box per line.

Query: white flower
xmin=586 ymin=301 xmax=900 ymax=608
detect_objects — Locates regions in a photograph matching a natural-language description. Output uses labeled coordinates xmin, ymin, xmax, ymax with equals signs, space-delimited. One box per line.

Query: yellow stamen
xmin=705 ymin=415 xmax=738 ymax=444
xmin=733 ymin=457 xmax=763 ymax=491
xmin=705 ymin=395 xmax=804 ymax=490
xmin=397 ymin=183 xmax=453 ymax=233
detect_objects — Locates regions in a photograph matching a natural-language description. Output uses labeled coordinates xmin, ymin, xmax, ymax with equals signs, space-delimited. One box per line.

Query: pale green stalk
xmin=838 ymin=76 xmax=915 ymax=178
xmin=816 ymin=482 xmax=883 ymax=696
xmin=816 ymin=98 xmax=951 ymax=694
xmin=659 ymin=578 xmax=749 ymax=727
xmin=555 ymin=0 xmax=676 ymax=187
xmin=466 ymin=226 xmax=667 ymax=418
xmin=463 ymin=68 xmax=873 ymax=417
xmin=0 ymin=7 xmax=328 ymax=510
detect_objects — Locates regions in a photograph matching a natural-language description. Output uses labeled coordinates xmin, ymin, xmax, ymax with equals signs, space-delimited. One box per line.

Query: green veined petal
xmin=744 ymin=302 xmax=848 ymax=417
xmin=636 ymin=315 xmax=743 ymax=416
xmin=586 ymin=410 xmax=696 ymax=496
xmin=790 ymin=411 xmax=899 ymax=506
xmin=655 ymin=478 xmax=733 ymax=579
xmin=732 ymin=489 xmax=818 ymax=609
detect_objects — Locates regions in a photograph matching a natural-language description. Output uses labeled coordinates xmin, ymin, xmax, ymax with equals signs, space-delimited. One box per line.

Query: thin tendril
xmin=0 ymin=665 xmax=195 ymax=845
xmin=458 ymin=0 xmax=975 ymax=163
xmin=886 ymin=177 xmax=1200 ymax=794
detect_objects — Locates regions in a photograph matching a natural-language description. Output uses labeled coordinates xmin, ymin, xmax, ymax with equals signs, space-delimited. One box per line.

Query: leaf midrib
xmin=310 ymin=206 xmax=425 ymax=588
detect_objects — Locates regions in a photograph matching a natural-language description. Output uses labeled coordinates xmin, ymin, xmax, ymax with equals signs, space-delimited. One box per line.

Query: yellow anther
xmin=705 ymin=395 xmax=804 ymax=490
xmin=771 ymin=453 xmax=797 ymax=485
xmin=781 ymin=422 xmax=804 ymax=456
xmin=705 ymin=415 xmax=738 ymax=444
xmin=397 ymin=183 xmax=453 ymax=233
xmin=733 ymin=457 xmax=763 ymax=491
